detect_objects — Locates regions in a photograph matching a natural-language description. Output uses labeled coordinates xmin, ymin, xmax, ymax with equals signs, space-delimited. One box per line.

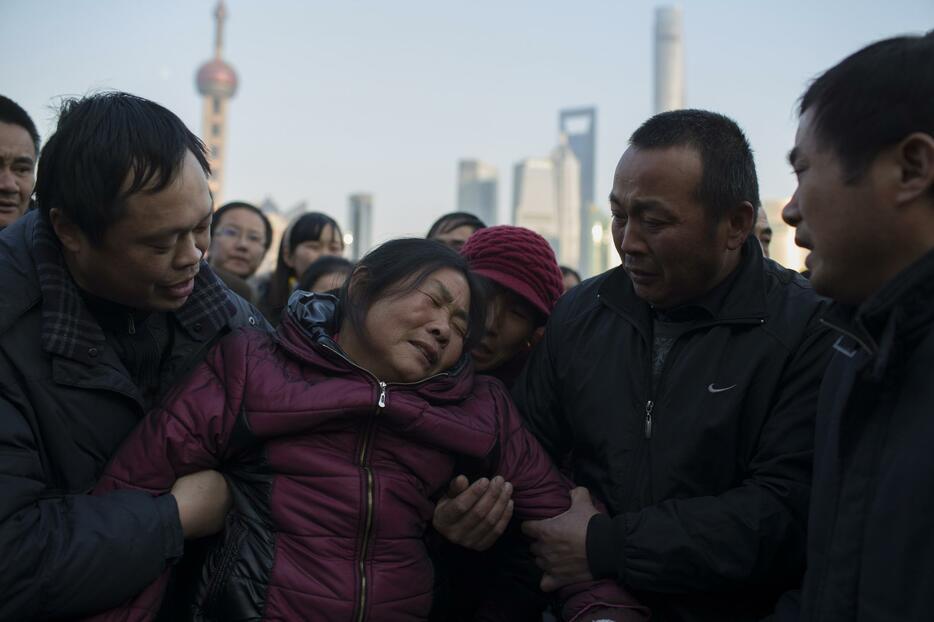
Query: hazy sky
xmin=3 ymin=1 xmax=932 ymax=244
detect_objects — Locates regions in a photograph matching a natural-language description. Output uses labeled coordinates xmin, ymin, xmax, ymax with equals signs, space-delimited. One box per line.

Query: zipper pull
xmin=644 ymin=400 xmax=654 ymax=439
xmin=378 ymin=382 xmax=387 ymax=408
xmin=128 ymin=315 xmax=136 ymax=335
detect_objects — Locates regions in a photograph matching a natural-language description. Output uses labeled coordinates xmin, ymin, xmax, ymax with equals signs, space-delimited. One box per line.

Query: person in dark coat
xmin=0 ymin=92 xmax=267 ymax=621
xmin=774 ymin=31 xmax=934 ymax=622
xmin=435 ymin=110 xmax=836 ymax=621
xmin=82 ymin=239 xmax=646 ymax=622
xmin=0 ymin=94 xmax=39 ymax=230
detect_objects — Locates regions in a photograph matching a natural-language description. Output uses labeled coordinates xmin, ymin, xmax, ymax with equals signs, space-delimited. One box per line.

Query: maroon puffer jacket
xmin=87 ymin=294 xmax=646 ymax=621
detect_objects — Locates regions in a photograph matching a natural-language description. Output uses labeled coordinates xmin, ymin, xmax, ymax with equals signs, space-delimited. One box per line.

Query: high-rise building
xmin=551 ymin=135 xmax=581 ymax=269
xmin=513 ymin=140 xmax=582 ymax=269
xmin=654 ymin=6 xmax=684 ymax=114
xmin=348 ymin=193 xmax=373 ymax=261
xmin=513 ymin=158 xmax=557 ymax=247
xmin=196 ymin=0 xmax=238 ymax=206
xmin=559 ymin=107 xmax=597 ymax=275
xmin=457 ymin=160 xmax=498 ymax=225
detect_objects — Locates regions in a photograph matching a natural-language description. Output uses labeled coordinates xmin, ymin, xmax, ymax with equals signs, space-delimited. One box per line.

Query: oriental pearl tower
xmin=196 ymin=0 xmax=237 ymax=206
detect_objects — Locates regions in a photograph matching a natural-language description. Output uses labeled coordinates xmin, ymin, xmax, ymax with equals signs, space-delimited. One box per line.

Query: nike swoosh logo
xmin=707 ymin=383 xmax=737 ymax=393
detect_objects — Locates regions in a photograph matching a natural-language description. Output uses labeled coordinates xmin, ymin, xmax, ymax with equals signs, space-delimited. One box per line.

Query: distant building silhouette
xmin=196 ymin=0 xmax=238 ymax=205
xmin=654 ymin=6 xmax=684 ymax=113
xmin=559 ymin=107 xmax=596 ymax=276
xmin=457 ymin=160 xmax=498 ymax=225
xmin=348 ymin=193 xmax=373 ymax=261
xmin=513 ymin=136 xmax=581 ymax=269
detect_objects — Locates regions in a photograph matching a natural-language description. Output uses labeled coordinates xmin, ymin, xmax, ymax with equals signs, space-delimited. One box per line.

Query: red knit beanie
xmin=460 ymin=225 xmax=565 ymax=319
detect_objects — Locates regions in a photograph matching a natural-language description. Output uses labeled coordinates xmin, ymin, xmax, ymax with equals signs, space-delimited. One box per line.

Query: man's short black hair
xmin=0 ymin=95 xmax=40 ymax=156
xmin=629 ymin=109 xmax=760 ymax=220
xmin=211 ymin=201 xmax=273 ymax=249
xmin=800 ymin=31 xmax=934 ymax=185
xmin=35 ymin=92 xmax=210 ymax=245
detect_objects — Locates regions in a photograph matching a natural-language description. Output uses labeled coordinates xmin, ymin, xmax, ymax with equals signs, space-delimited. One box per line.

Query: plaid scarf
xmin=33 ymin=214 xmax=235 ymax=364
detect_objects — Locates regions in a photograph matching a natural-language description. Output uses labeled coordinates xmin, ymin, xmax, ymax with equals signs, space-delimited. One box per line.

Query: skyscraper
xmin=348 ymin=193 xmax=373 ymax=261
xmin=559 ymin=107 xmax=597 ymax=275
xmin=196 ymin=1 xmax=238 ymax=206
xmin=551 ymin=135 xmax=581 ymax=268
xmin=457 ymin=160 xmax=498 ymax=225
xmin=654 ymin=6 xmax=685 ymax=114
xmin=513 ymin=140 xmax=581 ymax=269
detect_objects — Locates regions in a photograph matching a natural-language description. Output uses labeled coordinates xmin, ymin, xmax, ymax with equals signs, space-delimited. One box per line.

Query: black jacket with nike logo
xmin=514 ymin=237 xmax=835 ymax=622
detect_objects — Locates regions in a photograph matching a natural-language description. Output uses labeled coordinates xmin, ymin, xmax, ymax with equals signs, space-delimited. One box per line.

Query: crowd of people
xmin=0 ymin=30 xmax=931 ymax=622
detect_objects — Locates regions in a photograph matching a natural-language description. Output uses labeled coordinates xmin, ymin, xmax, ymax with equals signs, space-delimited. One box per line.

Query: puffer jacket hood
xmin=277 ymin=290 xmax=475 ymax=403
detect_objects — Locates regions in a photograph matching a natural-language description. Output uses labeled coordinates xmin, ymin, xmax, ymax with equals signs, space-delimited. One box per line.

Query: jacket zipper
xmin=317 ymin=340 xmax=454 ymax=621
xmin=354 ymin=380 xmax=385 ymax=622
xmin=644 ymin=399 xmax=654 ymax=439
xmin=640 ymin=316 xmax=763 ymax=440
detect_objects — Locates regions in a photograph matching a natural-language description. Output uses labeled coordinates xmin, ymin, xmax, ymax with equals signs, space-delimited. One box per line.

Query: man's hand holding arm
xmin=523 ymin=486 xmax=599 ymax=592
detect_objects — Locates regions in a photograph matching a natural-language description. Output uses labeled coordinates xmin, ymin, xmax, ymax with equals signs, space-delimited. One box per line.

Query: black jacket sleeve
xmin=585 ymin=321 xmax=834 ymax=593
xmin=512 ymin=316 xmax=574 ymax=464
xmin=0 ymin=394 xmax=183 ymax=621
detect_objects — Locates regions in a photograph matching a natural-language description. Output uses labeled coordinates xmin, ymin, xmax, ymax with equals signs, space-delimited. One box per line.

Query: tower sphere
xmin=196 ymin=59 xmax=238 ymax=98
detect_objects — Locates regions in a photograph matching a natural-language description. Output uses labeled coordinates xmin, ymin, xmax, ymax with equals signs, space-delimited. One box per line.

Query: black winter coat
xmin=514 ymin=238 xmax=835 ymax=622
xmin=0 ymin=212 xmax=266 ymax=621
xmin=774 ymin=248 xmax=934 ymax=621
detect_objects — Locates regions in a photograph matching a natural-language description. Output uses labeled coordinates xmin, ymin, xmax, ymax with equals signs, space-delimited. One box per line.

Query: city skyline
xmin=4 ymin=0 xmax=932 ymax=251
xmin=456 ymin=160 xmax=498 ymax=226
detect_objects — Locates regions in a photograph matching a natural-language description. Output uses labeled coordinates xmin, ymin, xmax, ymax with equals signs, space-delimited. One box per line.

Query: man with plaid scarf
xmin=0 ymin=93 xmax=268 ymax=621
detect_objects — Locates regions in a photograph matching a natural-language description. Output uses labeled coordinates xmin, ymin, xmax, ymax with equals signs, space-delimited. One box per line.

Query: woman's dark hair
xmin=426 ymin=212 xmax=487 ymax=239
xmin=340 ymin=238 xmax=487 ymax=353
xmin=559 ymin=265 xmax=581 ymax=283
xmin=264 ymin=212 xmax=344 ymax=314
xmin=298 ymin=256 xmax=354 ymax=292
xmin=35 ymin=92 xmax=210 ymax=245
xmin=211 ymin=201 xmax=273 ymax=249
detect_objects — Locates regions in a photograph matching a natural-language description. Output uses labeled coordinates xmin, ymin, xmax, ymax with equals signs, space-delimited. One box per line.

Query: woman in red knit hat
xmin=460 ymin=225 xmax=565 ymax=387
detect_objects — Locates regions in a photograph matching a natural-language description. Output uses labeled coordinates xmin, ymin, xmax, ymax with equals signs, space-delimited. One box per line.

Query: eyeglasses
xmin=215 ymin=226 xmax=266 ymax=248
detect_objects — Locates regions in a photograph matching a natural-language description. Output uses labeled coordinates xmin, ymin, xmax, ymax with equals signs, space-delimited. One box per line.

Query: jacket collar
xmin=276 ymin=290 xmax=476 ymax=401
xmin=32 ymin=212 xmax=236 ymax=366
xmin=822 ymin=247 xmax=934 ymax=378
xmin=598 ymin=235 xmax=768 ymax=329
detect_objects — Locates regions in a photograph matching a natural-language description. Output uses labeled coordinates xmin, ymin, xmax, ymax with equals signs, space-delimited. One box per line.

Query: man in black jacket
xmin=435 ymin=110 xmax=834 ymax=621
xmin=0 ymin=93 xmax=267 ymax=621
xmin=773 ymin=32 xmax=934 ymax=621
xmin=0 ymin=95 xmax=39 ymax=230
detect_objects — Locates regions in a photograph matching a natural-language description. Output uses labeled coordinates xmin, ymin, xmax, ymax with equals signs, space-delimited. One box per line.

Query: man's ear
xmin=894 ymin=132 xmax=934 ymax=206
xmin=725 ymin=201 xmax=755 ymax=251
xmin=48 ymin=208 xmax=87 ymax=254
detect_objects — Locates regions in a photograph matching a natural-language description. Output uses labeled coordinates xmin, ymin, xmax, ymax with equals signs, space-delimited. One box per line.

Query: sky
xmin=3 ymin=0 xmax=932 ymax=246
